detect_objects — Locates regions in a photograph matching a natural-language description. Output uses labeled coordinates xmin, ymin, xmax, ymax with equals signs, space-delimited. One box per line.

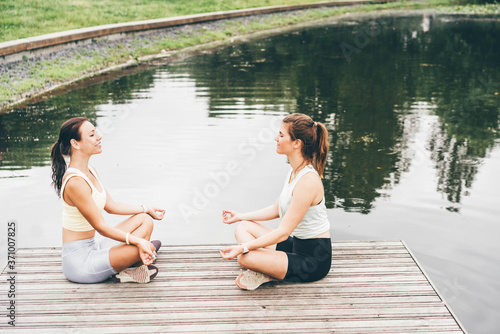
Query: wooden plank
xmin=18 ymin=328 xmax=459 ymax=333
xmin=9 ymin=275 xmax=431 ymax=290
xmin=10 ymin=256 xmax=422 ymax=267
xmin=0 ymin=241 xmax=466 ymax=333
xmin=5 ymin=319 xmax=462 ymax=331
xmin=13 ymin=296 xmax=443 ymax=312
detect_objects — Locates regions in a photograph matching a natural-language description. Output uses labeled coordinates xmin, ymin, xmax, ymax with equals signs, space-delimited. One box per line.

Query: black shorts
xmin=276 ymin=236 xmax=332 ymax=283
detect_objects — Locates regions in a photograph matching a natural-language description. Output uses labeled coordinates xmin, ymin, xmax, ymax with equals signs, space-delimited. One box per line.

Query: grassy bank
xmin=1 ymin=0 xmax=499 ymax=110
xmin=0 ymin=0 xmax=358 ymax=43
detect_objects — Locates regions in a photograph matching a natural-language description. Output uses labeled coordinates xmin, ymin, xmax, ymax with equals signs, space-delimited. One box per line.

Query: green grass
xmin=436 ymin=2 xmax=500 ymax=13
xmin=2 ymin=0 xmax=498 ymax=43
xmin=0 ymin=0 xmax=363 ymax=43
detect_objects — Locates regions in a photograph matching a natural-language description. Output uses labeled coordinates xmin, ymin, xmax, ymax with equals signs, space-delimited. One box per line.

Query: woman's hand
xmin=135 ymin=238 xmax=157 ymax=265
xmin=146 ymin=205 xmax=165 ymax=220
xmin=219 ymin=245 xmax=244 ymax=260
xmin=222 ymin=210 xmax=241 ymax=224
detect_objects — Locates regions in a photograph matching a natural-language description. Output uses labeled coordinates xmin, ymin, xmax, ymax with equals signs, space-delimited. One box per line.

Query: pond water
xmin=1 ymin=12 xmax=499 ymax=333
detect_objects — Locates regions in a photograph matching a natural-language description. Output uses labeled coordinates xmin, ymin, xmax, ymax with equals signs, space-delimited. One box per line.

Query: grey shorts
xmin=62 ymin=236 xmax=120 ymax=283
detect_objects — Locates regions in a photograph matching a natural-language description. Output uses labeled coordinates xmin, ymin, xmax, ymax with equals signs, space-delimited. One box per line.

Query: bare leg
xmin=113 ymin=213 xmax=154 ymax=239
xmin=108 ymin=213 xmax=155 ymax=272
xmin=233 ymin=220 xmax=288 ymax=280
xmin=234 ymin=220 xmax=275 ymax=250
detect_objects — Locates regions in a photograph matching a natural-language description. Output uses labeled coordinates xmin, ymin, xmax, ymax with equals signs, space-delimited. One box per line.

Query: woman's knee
xmin=138 ymin=213 xmax=154 ymax=230
xmin=237 ymin=253 xmax=251 ymax=268
xmin=234 ymin=220 xmax=255 ymax=237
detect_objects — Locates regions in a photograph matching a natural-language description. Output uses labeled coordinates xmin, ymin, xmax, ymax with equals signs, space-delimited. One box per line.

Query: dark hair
xmin=51 ymin=117 xmax=87 ymax=196
xmin=282 ymin=113 xmax=329 ymax=177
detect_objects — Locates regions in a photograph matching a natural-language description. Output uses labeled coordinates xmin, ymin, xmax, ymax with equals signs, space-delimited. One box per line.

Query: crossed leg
xmin=234 ymin=220 xmax=288 ymax=281
xmin=108 ymin=213 xmax=155 ymax=272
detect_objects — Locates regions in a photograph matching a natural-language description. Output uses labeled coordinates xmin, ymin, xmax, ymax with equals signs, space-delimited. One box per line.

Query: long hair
xmin=50 ymin=117 xmax=87 ymax=196
xmin=282 ymin=113 xmax=329 ymax=177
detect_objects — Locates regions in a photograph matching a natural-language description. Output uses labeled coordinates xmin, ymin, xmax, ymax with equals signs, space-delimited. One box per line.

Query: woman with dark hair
xmin=220 ymin=113 xmax=331 ymax=290
xmin=51 ymin=117 xmax=165 ymax=284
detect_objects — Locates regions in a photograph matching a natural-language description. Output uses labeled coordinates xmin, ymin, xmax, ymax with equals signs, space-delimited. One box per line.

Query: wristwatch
xmin=241 ymin=243 xmax=249 ymax=254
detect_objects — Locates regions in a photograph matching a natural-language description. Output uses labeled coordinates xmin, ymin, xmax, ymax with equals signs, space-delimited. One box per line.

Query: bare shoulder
xmin=296 ymin=171 xmax=323 ymax=192
xmin=302 ymin=171 xmax=323 ymax=185
xmin=65 ymin=175 xmax=92 ymax=196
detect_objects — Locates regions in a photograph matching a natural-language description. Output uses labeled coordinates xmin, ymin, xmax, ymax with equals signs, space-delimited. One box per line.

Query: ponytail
xmin=313 ymin=122 xmax=329 ymax=178
xmin=50 ymin=117 xmax=87 ymax=196
xmin=51 ymin=141 xmax=67 ymax=196
xmin=282 ymin=113 xmax=329 ymax=178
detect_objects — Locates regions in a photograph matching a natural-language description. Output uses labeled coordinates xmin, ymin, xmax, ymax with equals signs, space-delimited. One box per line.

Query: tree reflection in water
xmin=167 ymin=13 xmax=500 ymax=212
xmin=1 ymin=13 xmax=499 ymax=213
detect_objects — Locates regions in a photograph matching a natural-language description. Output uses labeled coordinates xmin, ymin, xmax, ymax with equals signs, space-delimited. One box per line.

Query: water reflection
xmin=1 ymin=14 xmax=499 ymax=214
xmin=163 ymin=14 xmax=500 ymax=212
xmin=0 ymin=71 xmax=157 ymax=171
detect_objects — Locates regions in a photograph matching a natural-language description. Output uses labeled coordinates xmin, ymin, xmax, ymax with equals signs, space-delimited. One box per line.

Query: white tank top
xmin=279 ymin=165 xmax=330 ymax=239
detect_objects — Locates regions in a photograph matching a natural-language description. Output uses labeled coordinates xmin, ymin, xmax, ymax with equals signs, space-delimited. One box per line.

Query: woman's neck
xmin=288 ymin=152 xmax=310 ymax=175
xmin=68 ymin=153 xmax=91 ymax=173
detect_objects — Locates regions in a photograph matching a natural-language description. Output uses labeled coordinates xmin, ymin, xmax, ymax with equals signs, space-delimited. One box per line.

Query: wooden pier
xmin=1 ymin=241 xmax=466 ymax=333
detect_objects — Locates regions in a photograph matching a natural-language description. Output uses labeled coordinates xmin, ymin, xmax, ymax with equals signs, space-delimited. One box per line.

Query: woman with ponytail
xmin=51 ymin=117 xmax=165 ymax=284
xmin=220 ymin=113 xmax=331 ymax=290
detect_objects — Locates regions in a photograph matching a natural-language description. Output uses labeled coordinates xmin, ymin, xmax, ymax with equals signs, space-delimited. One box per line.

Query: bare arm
xmin=222 ymin=197 xmax=280 ymax=224
xmin=221 ymin=173 xmax=321 ymax=259
xmin=64 ymin=178 xmax=156 ymax=264
xmin=105 ymin=191 xmax=165 ymax=220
